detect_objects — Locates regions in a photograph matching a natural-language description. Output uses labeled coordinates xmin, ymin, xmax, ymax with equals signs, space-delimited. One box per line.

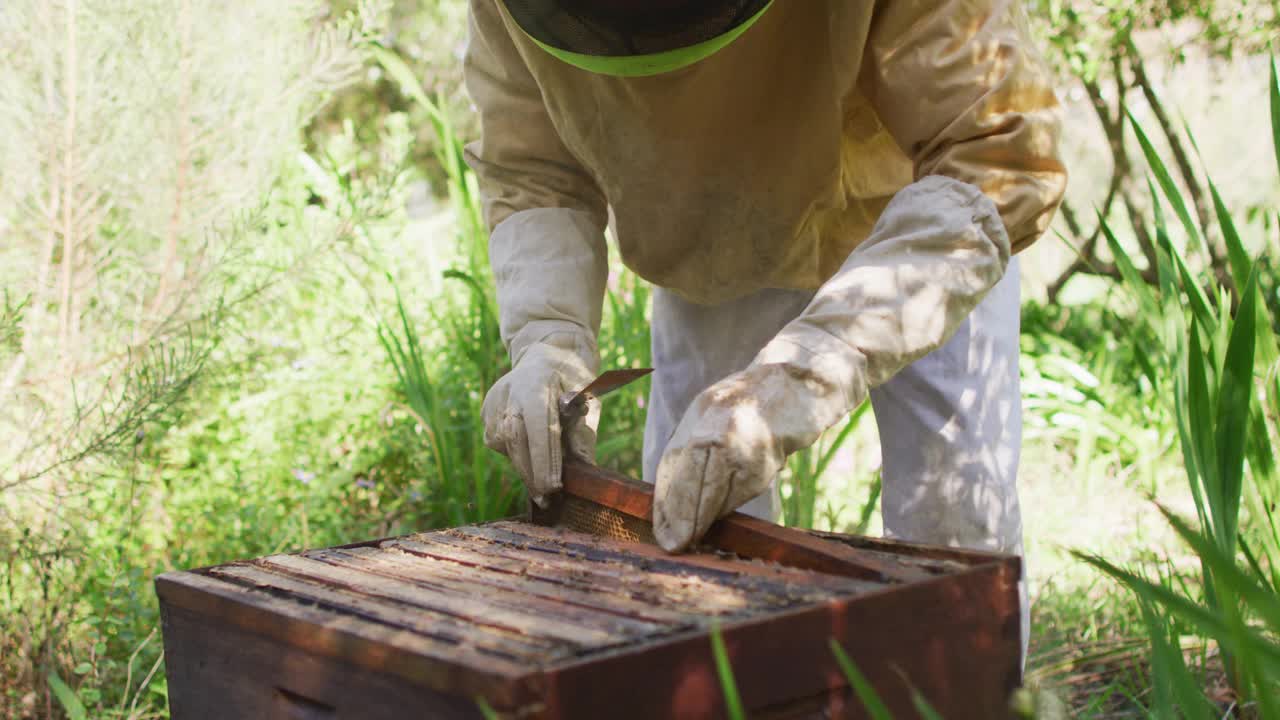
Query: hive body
xmin=156 ymin=464 xmax=1021 ymax=719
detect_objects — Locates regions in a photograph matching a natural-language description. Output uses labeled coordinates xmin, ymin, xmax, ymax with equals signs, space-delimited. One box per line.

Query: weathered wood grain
xmin=155 ymin=571 xmax=539 ymax=708
xmin=391 ymin=535 xmax=771 ymax=620
xmin=535 ymin=559 xmax=1020 ymax=720
xmin=216 ymin=561 xmax=615 ymax=653
xmin=321 ymin=544 xmax=699 ymax=626
xmin=158 ymin=461 xmax=1023 ymax=720
xmin=160 ymin=602 xmax=507 ymax=720
xmin=292 ymin=547 xmax=671 ymax=638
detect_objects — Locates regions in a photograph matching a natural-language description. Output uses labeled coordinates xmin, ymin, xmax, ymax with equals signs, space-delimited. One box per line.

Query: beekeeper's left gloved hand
xmin=653 ymin=176 xmax=1012 ymax=552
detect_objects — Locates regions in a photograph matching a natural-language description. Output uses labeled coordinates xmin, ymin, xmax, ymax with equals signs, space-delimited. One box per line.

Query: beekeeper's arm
xmin=653 ymin=0 xmax=1068 ymax=551
xmin=465 ymin=0 xmax=609 ymax=507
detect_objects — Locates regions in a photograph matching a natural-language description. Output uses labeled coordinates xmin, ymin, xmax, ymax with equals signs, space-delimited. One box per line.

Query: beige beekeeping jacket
xmin=464 ymin=0 xmax=1066 ymax=306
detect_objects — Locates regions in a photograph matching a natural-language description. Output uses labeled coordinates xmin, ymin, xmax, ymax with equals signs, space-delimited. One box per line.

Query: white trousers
xmin=641 ymin=258 xmax=1027 ymax=652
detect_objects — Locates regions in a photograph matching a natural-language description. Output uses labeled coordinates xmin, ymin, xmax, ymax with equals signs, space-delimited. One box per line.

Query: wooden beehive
xmin=155 ymin=461 xmax=1022 ymax=719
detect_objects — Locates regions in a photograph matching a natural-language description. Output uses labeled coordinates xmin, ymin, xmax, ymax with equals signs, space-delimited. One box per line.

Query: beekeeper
xmin=468 ymin=0 xmax=1066 ymax=640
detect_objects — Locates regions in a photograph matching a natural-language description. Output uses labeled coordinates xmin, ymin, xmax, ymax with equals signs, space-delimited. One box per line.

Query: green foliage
xmin=829 ymin=639 xmax=894 ymax=720
xmin=475 ymin=696 xmax=502 ymax=720
xmin=828 ymin=640 xmax=949 ymax=719
xmin=595 ymin=268 xmax=654 ymax=477
xmin=47 ymin=672 xmax=88 ymax=720
xmin=710 ymin=622 xmax=747 ymax=720
xmin=1027 ymin=0 xmax=1278 ymax=80
xmin=377 ymin=282 xmax=521 ymax=525
xmin=0 ymin=3 xmax=380 ymax=716
xmin=1075 ymin=67 xmax=1280 ymax=712
xmin=1272 ymin=55 xmax=1280 ymax=181
xmin=1020 ymin=307 xmax=1174 ymax=494
xmin=781 ymin=407 xmax=866 ymax=530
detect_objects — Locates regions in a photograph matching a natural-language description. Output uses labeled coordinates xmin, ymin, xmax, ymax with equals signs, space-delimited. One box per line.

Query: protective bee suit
xmin=468 ymin=0 xmax=1066 ymax=654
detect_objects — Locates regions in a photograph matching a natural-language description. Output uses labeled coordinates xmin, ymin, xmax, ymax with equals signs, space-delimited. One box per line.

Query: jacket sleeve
xmin=863 ymin=0 xmax=1067 ymax=252
xmin=463 ymin=0 xmax=610 ymax=361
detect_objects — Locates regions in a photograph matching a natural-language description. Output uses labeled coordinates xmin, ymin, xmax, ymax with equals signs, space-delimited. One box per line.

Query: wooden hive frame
xmin=155 ymin=459 xmax=1022 ymax=719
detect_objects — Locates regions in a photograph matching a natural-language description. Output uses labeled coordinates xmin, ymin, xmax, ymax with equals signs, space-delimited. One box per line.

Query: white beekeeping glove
xmin=653 ymin=176 xmax=1011 ymax=552
xmin=480 ymin=208 xmax=608 ymax=508
xmin=483 ymin=329 xmax=600 ymax=507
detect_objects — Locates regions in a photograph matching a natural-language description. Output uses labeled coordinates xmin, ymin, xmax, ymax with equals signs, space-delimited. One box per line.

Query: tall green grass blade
xmin=829 ymin=639 xmax=894 ymax=720
xmin=784 ymin=405 xmax=869 ymax=528
xmin=1162 ymin=507 xmax=1280 ymax=709
xmin=1075 ymin=550 xmax=1280 ymax=672
xmin=1160 ymin=506 xmax=1280 ymax=634
xmin=852 ymin=474 xmax=882 ymax=536
xmin=1187 ymin=117 xmax=1274 ymax=360
xmin=1140 ymin=602 xmax=1175 ymax=718
xmin=1270 ymin=55 xmax=1279 ymax=180
xmin=1214 ymin=270 xmax=1259 ymax=551
xmin=1128 ymin=109 xmax=1203 ymax=250
xmin=910 ymin=694 xmax=945 ymax=720
xmin=889 ymin=668 xmax=946 ymax=720
xmin=1172 ymin=336 xmax=1213 ymax=548
xmin=814 ymin=404 xmax=867 ymax=480
xmin=710 ymin=622 xmax=747 ymax=720
xmin=370 ymin=44 xmax=444 ymax=122
xmin=1098 ymin=214 xmax=1159 ymax=322
xmin=1140 ymin=602 xmax=1210 ymax=719
xmin=1208 ymin=180 xmax=1253 ymax=292
xmin=1132 ymin=336 xmax=1161 ymax=391
xmin=1239 ymin=535 xmax=1279 ymax=592
xmin=47 ymin=672 xmax=87 ymax=720
xmin=1186 ymin=325 xmax=1222 ymax=537
xmin=1146 ymin=179 xmax=1183 ymax=332
xmin=476 ymin=697 xmax=501 ymax=720
xmin=1154 ymin=221 xmax=1215 ymax=339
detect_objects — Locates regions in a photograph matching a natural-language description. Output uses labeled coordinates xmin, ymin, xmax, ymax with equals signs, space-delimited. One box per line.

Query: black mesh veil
xmin=501 ymin=0 xmax=771 ymax=56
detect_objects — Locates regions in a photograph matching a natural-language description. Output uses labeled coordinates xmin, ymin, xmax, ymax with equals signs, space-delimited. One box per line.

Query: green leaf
xmin=1141 ymin=602 xmax=1210 ymax=718
xmin=852 ymin=474 xmax=882 ymax=536
xmin=72 ymin=662 xmax=91 ymax=675
xmin=710 ymin=622 xmax=747 ymax=720
xmin=1155 ymin=222 xmax=1215 ymax=339
xmin=890 ymin=668 xmax=946 ymax=720
xmin=1186 ymin=325 xmax=1221 ymax=534
xmin=814 ymin=404 xmax=867 ymax=479
xmin=1160 ymin=507 xmax=1280 ymax=634
xmin=1075 ymin=549 xmax=1280 ymax=673
xmin=1214 ymin=270 xmax=1259 ymax=551
xmin=370 ymin=45 xmax=443 ymax=121
xmin=1156 ymin=508 xmax=1280 ymax=712
xmin=909 ymin=693 xmax=945 ymax=720
xmin=829 ymin=639 xmax=893 ymax=720
xmin=1098 ymin=214 xmax=1159 ymax=323
xmin=1208 ymin=180 xmax=1253 ymax=294
xmin=47 ymin=672 xmax=88 ymax=720
xmin=1128 ymin=109 xmax=1203 ymax=250
xmin=1270 ymin=55 xmax=1279 ymax=182
xmin=475 ymin=696 xmax=501 ymax=720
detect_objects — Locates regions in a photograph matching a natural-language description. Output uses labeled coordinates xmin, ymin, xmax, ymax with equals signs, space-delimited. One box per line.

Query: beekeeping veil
xmin=500 ymin=0 xmax=774 ymax=77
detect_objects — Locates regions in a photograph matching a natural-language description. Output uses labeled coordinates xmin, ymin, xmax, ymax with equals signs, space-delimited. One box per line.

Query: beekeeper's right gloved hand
xmin=482 ymin=329 xmax=600 ymax=508
xmin=477 ymin=207 xmax=609 ymax=508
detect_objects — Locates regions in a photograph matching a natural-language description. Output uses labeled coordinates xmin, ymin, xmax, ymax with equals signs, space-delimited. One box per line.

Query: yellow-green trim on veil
xmin=523 ymin=1 xmax=773 ymax=78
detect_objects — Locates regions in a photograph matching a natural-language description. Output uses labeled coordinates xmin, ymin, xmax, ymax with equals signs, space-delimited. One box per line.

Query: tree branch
xmin=1047 ymin=58 xmax=1131 ymax=303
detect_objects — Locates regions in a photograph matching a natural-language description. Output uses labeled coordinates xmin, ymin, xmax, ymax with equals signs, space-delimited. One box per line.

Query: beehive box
xmin=155 ymin=462 xmax=1022 ymax=719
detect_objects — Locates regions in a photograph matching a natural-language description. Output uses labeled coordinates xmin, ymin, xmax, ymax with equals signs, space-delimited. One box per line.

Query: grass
xmin=1047 ymin=59 xmax=1280 ymax=716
